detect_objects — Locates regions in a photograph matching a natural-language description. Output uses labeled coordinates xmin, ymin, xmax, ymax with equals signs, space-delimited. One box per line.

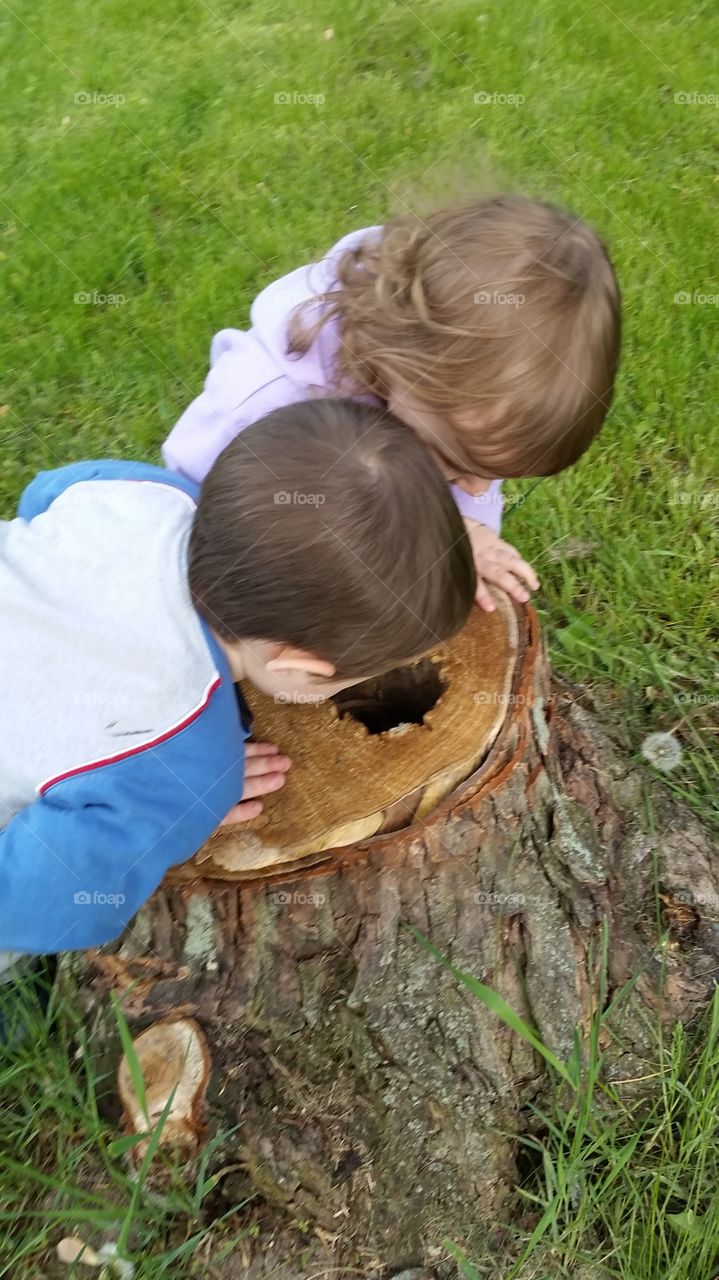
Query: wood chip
xmin=56 ymin=1237 xmax=102 ymax=1267
xmin=117 ymin=1017 xmax=210 ymax=1159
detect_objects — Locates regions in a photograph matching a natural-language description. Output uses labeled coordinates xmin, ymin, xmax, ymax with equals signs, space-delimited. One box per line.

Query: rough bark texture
xmin=78 ymin=605 xmax=719 ymax=1271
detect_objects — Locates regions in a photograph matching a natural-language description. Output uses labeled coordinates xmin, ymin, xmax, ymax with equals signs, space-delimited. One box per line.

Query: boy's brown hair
xmin=189 ymin=399 xmax=475 ymax=678
xmin=289 ymin=196 xmax=621 ymax=479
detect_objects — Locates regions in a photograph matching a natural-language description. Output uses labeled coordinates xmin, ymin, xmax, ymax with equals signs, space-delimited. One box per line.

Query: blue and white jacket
xmin=0 ymin=461 xmax=249 ymax=955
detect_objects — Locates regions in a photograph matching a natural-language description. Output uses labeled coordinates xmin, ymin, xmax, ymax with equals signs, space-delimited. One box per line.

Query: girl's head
xmin=290 ymin=195 xmax=621 ymax=485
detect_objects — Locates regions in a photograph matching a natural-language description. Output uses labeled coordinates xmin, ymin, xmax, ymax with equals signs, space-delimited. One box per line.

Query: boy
xmin=0 ymin=399 xmax=474 ymax=958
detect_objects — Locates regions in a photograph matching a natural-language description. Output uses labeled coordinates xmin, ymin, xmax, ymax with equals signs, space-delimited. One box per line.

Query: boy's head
xmin=189 ymin=399 xmax=475 ymax=701
xmin=316 ymin=195 xmax=621 ymax=486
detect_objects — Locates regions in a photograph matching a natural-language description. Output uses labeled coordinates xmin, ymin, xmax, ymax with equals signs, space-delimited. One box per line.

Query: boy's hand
xmin=219 ymin=741 xmax=292 ymax=826
xmin=464 ymin=518 xmax=539 ymax=613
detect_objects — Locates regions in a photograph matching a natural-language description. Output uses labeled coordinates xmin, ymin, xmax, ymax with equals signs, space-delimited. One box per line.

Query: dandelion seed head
xmin=98 ymin=1244 xmax=135 ymax=1280
xmin=641 ymin=732 xmax=683 ymax=773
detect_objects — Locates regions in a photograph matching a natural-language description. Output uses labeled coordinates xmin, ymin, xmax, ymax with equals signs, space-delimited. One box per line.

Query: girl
xmin=163 ymin=195 xmax=620 ymax=612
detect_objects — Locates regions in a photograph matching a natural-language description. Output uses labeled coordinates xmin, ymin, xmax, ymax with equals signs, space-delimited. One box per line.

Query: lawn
xmin=0 ymin=0 xmax=717 ymax=1274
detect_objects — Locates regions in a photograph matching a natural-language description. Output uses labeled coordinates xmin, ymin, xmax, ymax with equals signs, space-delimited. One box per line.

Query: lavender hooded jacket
xmin=162 ymin=227 xmax=504 ymax=532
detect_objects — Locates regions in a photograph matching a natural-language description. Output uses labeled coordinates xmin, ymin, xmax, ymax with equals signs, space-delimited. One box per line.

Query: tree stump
xmin=79 ymin=598 xmax=719 ymax=1270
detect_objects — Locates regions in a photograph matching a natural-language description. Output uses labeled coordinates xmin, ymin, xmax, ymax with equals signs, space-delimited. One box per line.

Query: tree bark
xmin=78 ymin=604 xmax=719 ymax=1270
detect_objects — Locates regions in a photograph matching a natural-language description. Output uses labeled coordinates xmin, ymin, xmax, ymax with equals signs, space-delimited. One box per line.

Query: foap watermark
xmin=274 ymin=691 xmax=328 ymax=705
xmin=271 ymin=289 xmax=323 ymax=310
xmin=474 ymin=90 xmax=525 ymax=107
xmin=674 ymin=91 xmax=718 ymax=107
xmin=474 ymin=289 xmax=525 ymax=306
xmin=74 ymin=890 xmax=126 ymax=907
xmin=74 ymin=290 xmax=126 ymax=307
xmin=463 ymin=489 xmax=526 ymax=514
xmin=270 ymin=890 xmax=326 ymax=906
xmin=74 ymin=91 xmax=125 ymax=107
xmin=274 ymin=91 xmax=325 ymax=107
xmin=274 ymin=489 xmax=325 ymax=506
xmin=473 ymin=690 xmax=528 ymax=708
xmin=674 ymin=290 xmax=719 ymax=306
xmin=473 ymin=890 xmax=526 ymax=909
xmin=503 ymin=490 xmax=528 ymax=512
xmin=674 ymin=691 xmax=719 ymax=706
xmin=75 ymin=690 xmax=129 ymax=708
xmin=674 ymin=889 xmax=719 ymax=913
xmin=669 ymin=489 xmax=718 ymax=508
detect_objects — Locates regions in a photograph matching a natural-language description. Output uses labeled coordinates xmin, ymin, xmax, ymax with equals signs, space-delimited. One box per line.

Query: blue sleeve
xmin=18 ymin=460 xmax=199 ymax=521
xmin=0 ymin=674 xmax=246 ymax=955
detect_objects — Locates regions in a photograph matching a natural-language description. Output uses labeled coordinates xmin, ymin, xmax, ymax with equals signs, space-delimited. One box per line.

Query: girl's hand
xmin=464 ymin=518 xmax=539 ymax=613
xmin=219 ymin=741 xmax=292 ymax=826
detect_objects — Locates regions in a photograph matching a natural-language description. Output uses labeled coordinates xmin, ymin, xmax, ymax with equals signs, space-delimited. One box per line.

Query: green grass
xmin=1 ymin=0 xmax=718 ymax=1273
xmin=425 ymin=926 xmax=719 ymax=1280
xmin=0 ymin=973 xmax=260 ymax=1277
xmin=1 ymin=0 xmax=716 ymax=822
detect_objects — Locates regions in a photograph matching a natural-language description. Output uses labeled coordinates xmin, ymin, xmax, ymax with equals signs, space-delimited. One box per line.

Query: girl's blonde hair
xmin=288 ymin=196 xmax=621 ymax=479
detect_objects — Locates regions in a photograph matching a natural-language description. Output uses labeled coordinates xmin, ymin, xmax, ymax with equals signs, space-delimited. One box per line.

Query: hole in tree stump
xmin=177 ymin=597 xmax=520 ymax=878
xmin=331 ymin=658 xmax=447 ymax=735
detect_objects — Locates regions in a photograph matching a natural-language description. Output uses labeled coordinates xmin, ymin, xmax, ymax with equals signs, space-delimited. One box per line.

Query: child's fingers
xmin=474 ymin=577 xmax=497 ymax=612
xmin=219 ymin=768 xmax=289 ymax=826
xmin=246 ymin=741 xmax=282 ymax=758
xmin=243 ymin=750 xmax=292 ymax=779
xmin=513 ymin=562 xmax=539 ymax=591
xmin=486 ymin=566 xmax=531 ymax=602
xmin=494 ymin=547 xmax=540 ymax=591
xmin=219 ymin=799 xmax=264 ymax=826
xmin=241 ymin=769 xmax=289 ymax=799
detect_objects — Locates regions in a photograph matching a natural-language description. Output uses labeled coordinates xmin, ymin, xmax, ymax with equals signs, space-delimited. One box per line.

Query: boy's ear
xmin=265 ymin=645 xmax=336 ymax=679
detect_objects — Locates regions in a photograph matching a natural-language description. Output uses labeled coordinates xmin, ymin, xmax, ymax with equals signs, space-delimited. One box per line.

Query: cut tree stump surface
xmin=181 ymin=592 xmax=518 ymax=878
